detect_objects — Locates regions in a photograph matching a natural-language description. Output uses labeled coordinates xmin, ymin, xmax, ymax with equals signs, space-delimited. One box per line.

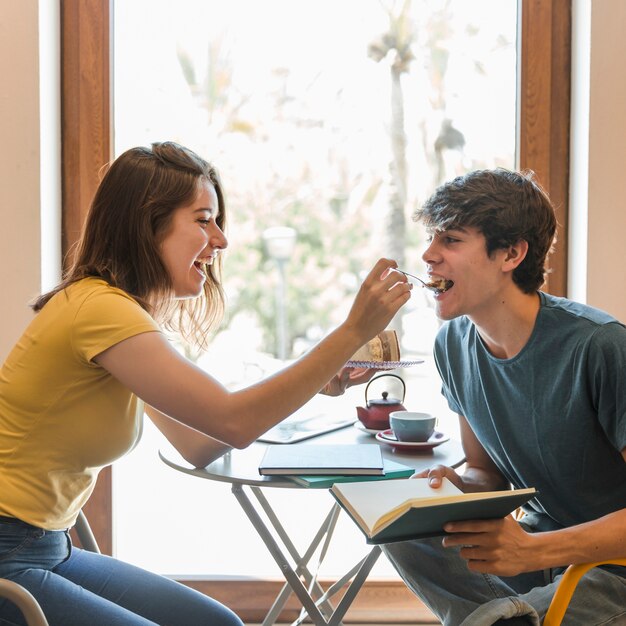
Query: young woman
xmin=0 ymin=141 xmax=411 ymax=625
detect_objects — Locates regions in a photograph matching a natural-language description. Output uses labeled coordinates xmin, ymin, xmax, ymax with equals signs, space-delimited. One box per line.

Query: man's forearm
xmin=460 ymin=465 xmax=511 ymax=493
xmin=529 ymin=508 xmax=626 ymax=570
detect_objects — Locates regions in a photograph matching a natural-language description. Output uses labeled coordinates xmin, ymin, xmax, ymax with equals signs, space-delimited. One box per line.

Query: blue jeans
xmin=383 ymin=536 xmax=626 ymax=625
xmin=0 ymin=517 xmax=243 ymax=626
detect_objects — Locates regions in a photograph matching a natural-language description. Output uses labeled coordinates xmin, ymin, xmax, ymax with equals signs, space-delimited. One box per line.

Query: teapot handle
xmin=364 ymin=373 xmax=406 ymax=403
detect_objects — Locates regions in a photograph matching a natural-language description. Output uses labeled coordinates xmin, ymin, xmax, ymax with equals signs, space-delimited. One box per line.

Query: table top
xmin=159 ymin=420 xmax=465 ymax=489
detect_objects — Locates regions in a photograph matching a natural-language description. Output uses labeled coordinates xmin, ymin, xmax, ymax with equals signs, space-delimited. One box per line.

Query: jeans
xmin=383 ymin=536 xmax=626 ymax=625
xmin=0 ymin=517 xmax=243 ymax=626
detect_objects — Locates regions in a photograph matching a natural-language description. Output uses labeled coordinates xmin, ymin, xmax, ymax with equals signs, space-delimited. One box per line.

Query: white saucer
xmin=375 ymin=429 xmax=450 ymax=451
xmin=353 ymin=421 xmax=385 ymax=436
xmin=345 ymin=359 xmax=424 ymax=369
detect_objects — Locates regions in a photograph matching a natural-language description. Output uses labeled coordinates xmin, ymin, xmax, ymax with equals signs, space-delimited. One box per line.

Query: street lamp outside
xmin=262 ymin=226 xmax=297 ymax=360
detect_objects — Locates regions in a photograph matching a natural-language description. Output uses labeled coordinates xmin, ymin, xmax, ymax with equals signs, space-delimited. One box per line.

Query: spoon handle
xmin=395 ymin=269 xmax=427 ymax=287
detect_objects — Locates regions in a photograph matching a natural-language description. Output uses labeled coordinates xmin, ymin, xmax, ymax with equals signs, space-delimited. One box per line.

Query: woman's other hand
xmin=320 ymin=366 xmax=376 ymax=396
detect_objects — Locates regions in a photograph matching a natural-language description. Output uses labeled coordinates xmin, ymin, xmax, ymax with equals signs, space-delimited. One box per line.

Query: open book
xmin=331 ymin=478 xmax=536 ymax=544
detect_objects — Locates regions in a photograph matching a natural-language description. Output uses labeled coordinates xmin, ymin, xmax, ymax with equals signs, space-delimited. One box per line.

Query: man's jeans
xmin=0 ymin=516 xmax=243 ymax=626
xmin=383 ymin=536 xmax=626 ymax=625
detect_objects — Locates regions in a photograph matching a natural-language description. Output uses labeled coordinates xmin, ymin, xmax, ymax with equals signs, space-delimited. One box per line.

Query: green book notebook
xmin=287 ymin=458 xmax=415 ymax=488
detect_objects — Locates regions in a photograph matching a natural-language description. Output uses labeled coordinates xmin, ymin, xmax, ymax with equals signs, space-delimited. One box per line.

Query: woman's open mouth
xmin=193 ymin=260 xmax=208 ymax=276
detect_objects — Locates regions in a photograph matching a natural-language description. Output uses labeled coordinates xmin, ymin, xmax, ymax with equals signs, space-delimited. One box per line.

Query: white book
xmin=258 ymin=444 xmax=384 ymax=476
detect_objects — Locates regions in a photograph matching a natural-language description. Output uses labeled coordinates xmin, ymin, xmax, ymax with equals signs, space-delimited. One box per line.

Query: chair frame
xmin=0 ymin=511 xmax=100 ymax=626
xmin=543 ymin=558 xmax=626 ymax=625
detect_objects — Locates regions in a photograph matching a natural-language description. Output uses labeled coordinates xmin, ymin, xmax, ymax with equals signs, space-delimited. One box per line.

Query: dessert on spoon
xmin=395 ymin=269 xmax=453 ymax=294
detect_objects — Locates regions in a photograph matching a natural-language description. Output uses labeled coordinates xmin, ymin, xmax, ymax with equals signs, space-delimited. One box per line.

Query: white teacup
xmin=389 ymin=411 xmax=437 ymax=442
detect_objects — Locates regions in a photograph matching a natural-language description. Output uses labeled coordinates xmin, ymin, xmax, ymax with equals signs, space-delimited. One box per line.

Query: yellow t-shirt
xmin=0 ymin=278 xmax=160 ymax=530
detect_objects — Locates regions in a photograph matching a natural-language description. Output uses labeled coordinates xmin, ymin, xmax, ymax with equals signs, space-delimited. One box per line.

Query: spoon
xmin=395 ymin=269 xmax=453 ymax=294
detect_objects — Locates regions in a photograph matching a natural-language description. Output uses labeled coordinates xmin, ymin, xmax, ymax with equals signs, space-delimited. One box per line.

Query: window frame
xmin=61 ymin=0 xmax=571 ymax=620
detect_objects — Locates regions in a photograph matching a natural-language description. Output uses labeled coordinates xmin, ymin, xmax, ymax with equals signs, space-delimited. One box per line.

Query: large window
xmin=62 ymin=0 xmax=570 ymax=620
xmin=112 ymin=0 xmax=517 ymax=576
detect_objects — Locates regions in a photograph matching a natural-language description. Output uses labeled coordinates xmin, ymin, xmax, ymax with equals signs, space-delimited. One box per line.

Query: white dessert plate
xmin=375 ymin=429 xmax=450 ymax=451
xmin=345 ymin=359 xmax=424 ymax=369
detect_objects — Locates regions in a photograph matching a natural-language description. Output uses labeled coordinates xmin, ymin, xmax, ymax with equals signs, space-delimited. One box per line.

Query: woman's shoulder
xmin=50 ymin=278 xmax=155 ymax=327
xmin=66 ymin=277 xmax=135 ymax=301
xmin=52 ymin=278 xmax=143 ymax=312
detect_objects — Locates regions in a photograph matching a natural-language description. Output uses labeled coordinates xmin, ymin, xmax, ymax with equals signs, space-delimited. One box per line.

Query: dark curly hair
xmin=414 ymin=168 xmax=557 ymax=293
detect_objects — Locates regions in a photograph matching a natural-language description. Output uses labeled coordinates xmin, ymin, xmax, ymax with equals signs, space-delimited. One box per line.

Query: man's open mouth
xmin=425 ymin=278 xmax=454 ymax=294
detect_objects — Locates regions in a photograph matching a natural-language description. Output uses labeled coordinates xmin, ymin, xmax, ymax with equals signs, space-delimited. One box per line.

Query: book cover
xmin=331 ymin=478 xmax=537 ymax=544
xmin=288 ymin=458 xmax=415 ymax=488
xmin=258 ymin=443 xmax=384 ymax=476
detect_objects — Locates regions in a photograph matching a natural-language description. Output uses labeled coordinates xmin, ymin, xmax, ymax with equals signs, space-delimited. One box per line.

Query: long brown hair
xmin=33 ymin=141 xmax=226 ymax=348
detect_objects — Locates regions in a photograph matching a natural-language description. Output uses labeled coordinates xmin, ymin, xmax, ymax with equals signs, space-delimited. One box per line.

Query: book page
xmin=333 ymin=478 xmax=462 ymax=533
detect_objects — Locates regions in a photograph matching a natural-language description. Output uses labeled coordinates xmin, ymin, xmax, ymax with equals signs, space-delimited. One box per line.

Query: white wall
xmin=569 ymin=0 xmax=626 ymax=320
xmin=1 ymin=1 xmax=625 ymax=364
xmin=0 ymin=0 xmax=61 ymax=361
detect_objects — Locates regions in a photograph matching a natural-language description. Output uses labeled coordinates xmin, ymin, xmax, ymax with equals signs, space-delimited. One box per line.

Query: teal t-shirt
xmin=434 ymin=292 xmax=626 ymax=532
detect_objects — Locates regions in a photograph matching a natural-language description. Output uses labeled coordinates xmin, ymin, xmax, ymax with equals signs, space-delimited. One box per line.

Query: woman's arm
xmin=146 ymin=405 xmax=231 ymax=468
xmin=95 ymin=258 xmax=411 ymax=449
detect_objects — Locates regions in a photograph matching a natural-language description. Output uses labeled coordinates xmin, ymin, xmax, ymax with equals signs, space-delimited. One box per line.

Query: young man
xmin=384 ymin=169 xmax=626 ymax=625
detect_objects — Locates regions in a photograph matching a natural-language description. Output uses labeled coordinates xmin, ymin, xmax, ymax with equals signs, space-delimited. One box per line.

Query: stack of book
xmin=258 ymin=443 xmax=385 ymax=476
xmin=257 ymin=443 xmax=415 ymax=487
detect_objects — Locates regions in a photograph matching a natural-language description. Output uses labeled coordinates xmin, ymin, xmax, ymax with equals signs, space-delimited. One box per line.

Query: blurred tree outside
xmin=112 ymin=0 xmax=518 ymax=579
xmin=115 ymin=0 xmax=516 ymax=364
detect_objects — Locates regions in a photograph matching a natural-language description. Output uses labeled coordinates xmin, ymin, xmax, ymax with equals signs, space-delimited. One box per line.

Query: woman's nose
xmin=211 ymin=224 xmax=228 ymax=251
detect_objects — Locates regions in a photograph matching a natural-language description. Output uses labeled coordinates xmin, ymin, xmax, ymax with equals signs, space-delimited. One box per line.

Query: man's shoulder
xmin=434 ymin=316 xmax=474 ymax=353
xmin=437 ymin=315 xmax=472 ymax=337
xmin=539 ymin=292 xmax=623 ymax=328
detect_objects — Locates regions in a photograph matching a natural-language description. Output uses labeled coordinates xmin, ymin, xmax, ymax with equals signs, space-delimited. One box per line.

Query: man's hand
xmin=320 ymin=366 xmax=377 ymax=396
xmin=412 ymin=463 xmax=466 ymax=491
xmin=441 ymin=515 xmax=538 ymax=576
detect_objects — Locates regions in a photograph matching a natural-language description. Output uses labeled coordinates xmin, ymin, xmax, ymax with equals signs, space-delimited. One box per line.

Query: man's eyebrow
xmin=430 ymin=226 xmax=469 ymax=235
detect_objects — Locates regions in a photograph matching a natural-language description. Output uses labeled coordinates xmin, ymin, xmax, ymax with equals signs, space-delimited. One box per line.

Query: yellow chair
xmin=543 ymin=558 xmax=626 ymax=625
xmin=0 ymin=511 xmax=100 ymax=626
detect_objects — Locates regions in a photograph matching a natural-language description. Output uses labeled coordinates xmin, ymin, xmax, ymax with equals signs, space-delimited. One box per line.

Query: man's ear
xmin=502 ymin=240 xmax=528 ymax=271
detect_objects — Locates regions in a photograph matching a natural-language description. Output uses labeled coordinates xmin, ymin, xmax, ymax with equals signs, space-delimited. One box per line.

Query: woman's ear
xmin=502 ymin=240 xmax=529 ymax=271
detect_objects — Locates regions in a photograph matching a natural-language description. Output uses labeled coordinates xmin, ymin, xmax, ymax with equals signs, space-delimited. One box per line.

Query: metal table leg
xmin=231 ymin=484 xmax=381 ymax=626
xmin=252 ymin=487 xmax=339 ymax=622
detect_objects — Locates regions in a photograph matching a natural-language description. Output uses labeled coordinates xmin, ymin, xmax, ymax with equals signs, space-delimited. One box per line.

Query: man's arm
xmin=415 ymin=413 xmax=509 ymax=493
xmin=440 ymin=445 xmax=626 ymax=576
